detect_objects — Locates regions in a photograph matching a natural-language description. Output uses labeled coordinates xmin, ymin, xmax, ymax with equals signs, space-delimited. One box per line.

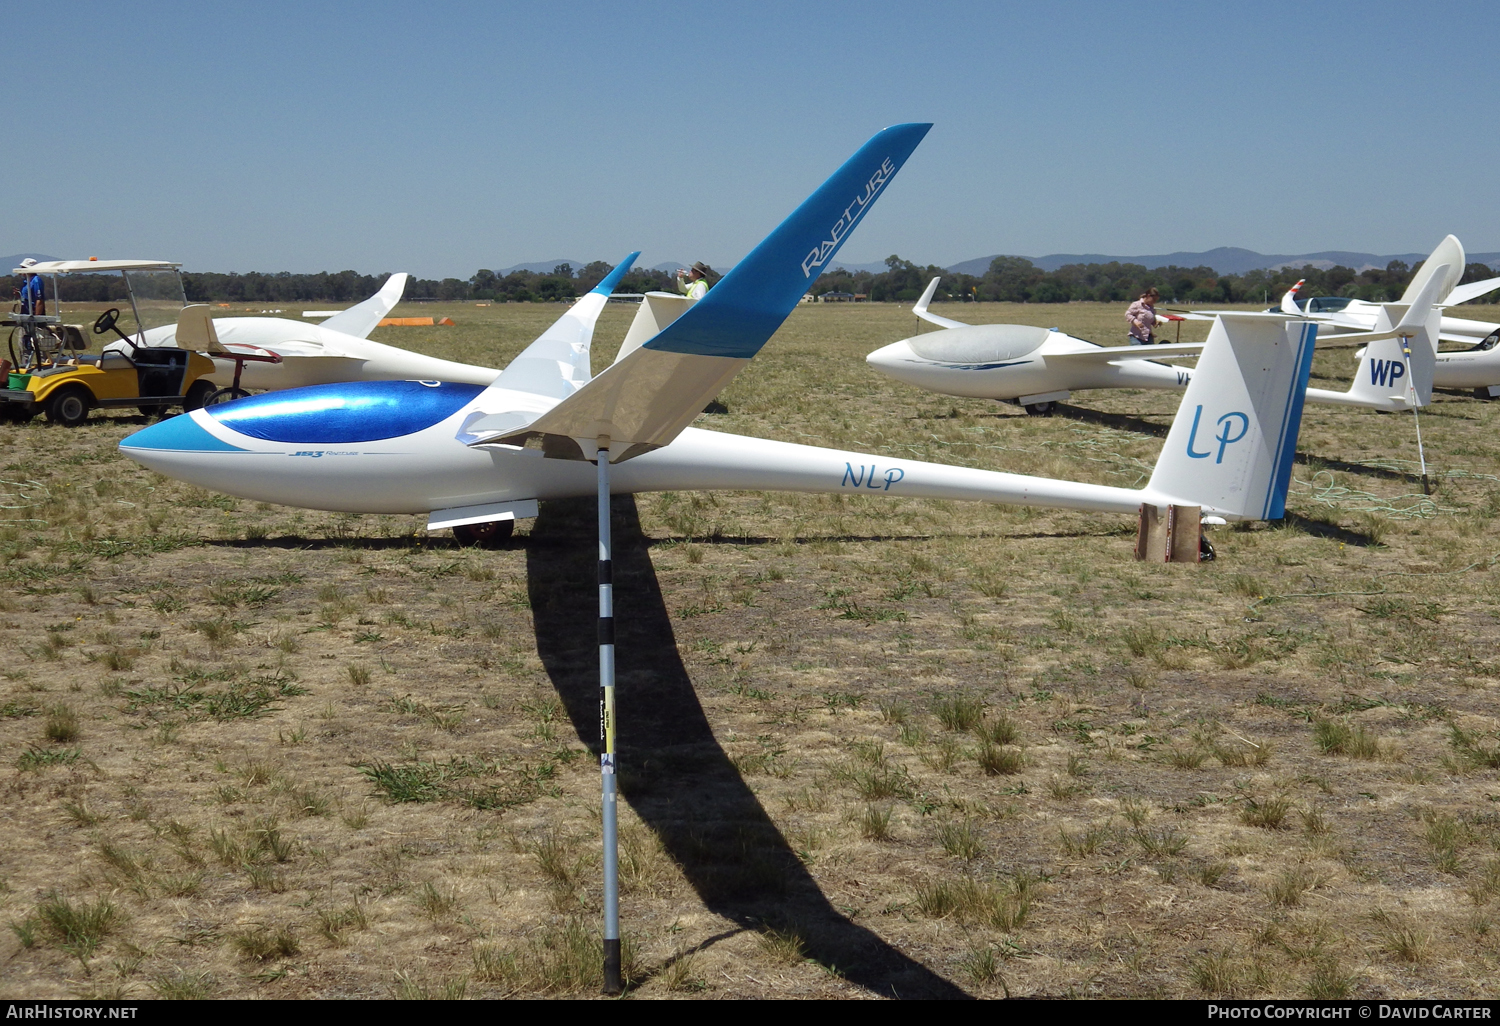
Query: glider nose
xmin=866 ymin=339 xmax=921 ymax=381
xmin=121 ymin=411 xmax=247 ymax=454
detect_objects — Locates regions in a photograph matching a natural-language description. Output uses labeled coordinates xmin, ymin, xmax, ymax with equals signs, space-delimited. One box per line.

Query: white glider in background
xmin=90 ymin=262 xmax=649 ymax=397
xmin=869 ymin=267 xmax=1445 ymax=415
xmin=869 ymin=277 xmax=1206 ymax=415
xmin=1258 ymin=238 xmax=1500 ymax=399
xmin=120 ymin=124 xmax=1346 ymax=555
xmin=1263 ymin=236 xmax=1499 ymax=345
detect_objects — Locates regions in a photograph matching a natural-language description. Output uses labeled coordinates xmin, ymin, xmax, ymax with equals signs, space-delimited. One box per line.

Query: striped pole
xmin=596 ymin=439 xmax=622 ymax=994
xmin=1398 ymin=337 xmax=1430 ymax=494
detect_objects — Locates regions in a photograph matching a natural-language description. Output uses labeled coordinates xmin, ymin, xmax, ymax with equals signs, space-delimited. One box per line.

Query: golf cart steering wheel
xmin=92 ymin=309 xmax=120 ymax=335
xmin=92 ymin=308 xmax=139 ymax=350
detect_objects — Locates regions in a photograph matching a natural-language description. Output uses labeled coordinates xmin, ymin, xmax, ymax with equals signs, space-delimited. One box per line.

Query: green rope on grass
xmin=1246 ymin=553 xmax=1500 ymax=616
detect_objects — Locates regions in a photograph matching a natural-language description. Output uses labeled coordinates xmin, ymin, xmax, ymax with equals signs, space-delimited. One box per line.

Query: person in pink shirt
xmin=1126 ymin=287 xmax=1164 ymax=344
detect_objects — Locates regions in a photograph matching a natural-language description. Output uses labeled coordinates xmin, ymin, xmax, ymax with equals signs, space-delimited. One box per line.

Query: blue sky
xmin=9 ymin=1 xmax=1497 ymax=277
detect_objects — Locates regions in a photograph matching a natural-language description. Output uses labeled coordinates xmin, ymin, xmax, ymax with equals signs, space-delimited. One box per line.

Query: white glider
xmin=91 ymin=264 xmax=653 ymax=397
xmin=1261 ymin=239 xmax=1500 ymax=400
xmin=868 ymin=268 xmax=1445 ymax=414
xmin=120 ymin=124 xmax=1344 ymax=545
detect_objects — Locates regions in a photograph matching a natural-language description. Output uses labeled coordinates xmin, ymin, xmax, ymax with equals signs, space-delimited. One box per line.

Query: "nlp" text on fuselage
xmin=841 ymin=463 xmax=906 ymax=490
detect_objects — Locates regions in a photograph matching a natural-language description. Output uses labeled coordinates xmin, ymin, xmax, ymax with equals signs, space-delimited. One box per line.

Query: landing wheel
xmin=1024 ymin=401 xmax=1056 ymax=416
xmin=452 ymin=520 xmax=514 ymax=548
xmin=205 ymin=386 xmax=251 ymax=406
xmin=1474 ymin=388 xmax=1497 ymax=401
xmin=1200 ymin=535 xmax=1216 ymax=562
xmin=183 ymin=379 xmax=218 ymax=412
xmin=45 ymin=386 xmax=92 ymax=427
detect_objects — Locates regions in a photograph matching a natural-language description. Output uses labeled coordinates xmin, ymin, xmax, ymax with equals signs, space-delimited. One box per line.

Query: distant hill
xmin=947 ymin=248 xmax=1500 ymax=277
xmin=491 ymin=260 xmax=587 ymax=275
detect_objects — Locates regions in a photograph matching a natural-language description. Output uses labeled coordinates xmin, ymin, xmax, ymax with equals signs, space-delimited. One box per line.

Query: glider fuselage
xmin=118 ymin=380 xmax=1154 ymax=518
xmin=866 ymin=327 xmax=1192 ymax=402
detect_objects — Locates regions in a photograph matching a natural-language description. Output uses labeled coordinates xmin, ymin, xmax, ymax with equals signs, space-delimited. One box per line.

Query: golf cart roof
xmin=13 ymin=259 xmax=181 ymax=275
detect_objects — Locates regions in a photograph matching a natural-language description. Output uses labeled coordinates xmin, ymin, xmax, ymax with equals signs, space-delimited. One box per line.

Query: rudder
xmin=1147 ymin=315 xmax=1317 ymax=521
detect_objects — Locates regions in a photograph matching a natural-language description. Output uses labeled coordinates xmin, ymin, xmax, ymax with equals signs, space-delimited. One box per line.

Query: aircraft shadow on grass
xmin=525 ymin=495 xmax=971 ymax=1000
xmin=1050 ymin=403 xmax=1170 ymax=438
xmin=1047 ymin=404 xmax=1424 ymax=485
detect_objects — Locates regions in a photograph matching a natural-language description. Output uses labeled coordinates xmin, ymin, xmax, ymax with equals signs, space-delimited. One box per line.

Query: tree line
xmin=21 ymin=255 xmax=1497 ymax=306
xmin=31 ymin=262 xmax=683 ymax=305
xmin=813 ymin=255 xmax=1498 ymax=305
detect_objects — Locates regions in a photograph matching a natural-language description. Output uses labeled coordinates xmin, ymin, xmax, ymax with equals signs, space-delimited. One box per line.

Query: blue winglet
xmin=643 ymin=123 xmax=932 ymax=359
xmin=589 ymin=251 xmax=641 ymax=296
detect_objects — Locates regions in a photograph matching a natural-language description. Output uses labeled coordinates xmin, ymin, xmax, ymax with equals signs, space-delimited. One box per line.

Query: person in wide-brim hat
xmin=677 ymin=261 xmax=715 ymax=300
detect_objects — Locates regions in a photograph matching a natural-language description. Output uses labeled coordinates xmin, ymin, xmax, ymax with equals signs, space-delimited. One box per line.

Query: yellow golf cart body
xmin=2 ymin=260 xmax=218 ymax=425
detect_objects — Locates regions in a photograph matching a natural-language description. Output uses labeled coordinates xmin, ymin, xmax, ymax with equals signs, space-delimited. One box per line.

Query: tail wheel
xmin=183 ymin=379 xmax=218 ymax=411
xmin=452 ymin=520 xmax=515 ymax=548
xmin=205 ymin=387 xmax=251 ymax=407
xmin=1024 ymin=401 xmax=1056 ymax=416
xmin=45 ymin=386 xmax=92 ymax=427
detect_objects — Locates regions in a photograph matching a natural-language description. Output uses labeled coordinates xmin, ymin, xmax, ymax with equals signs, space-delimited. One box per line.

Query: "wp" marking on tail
xmin=1368 ymin=359 xmax=1406 ymax=387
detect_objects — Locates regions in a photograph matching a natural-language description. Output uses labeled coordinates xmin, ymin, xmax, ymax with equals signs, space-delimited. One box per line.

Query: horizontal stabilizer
xmin=322 ymin=273 xmax=410 ymax=339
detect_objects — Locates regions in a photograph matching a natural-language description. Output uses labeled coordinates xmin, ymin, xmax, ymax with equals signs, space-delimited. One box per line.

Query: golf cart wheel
xmin=183 ymin=379 xmax=218 ymax=411
xmin=45 ymin=387 xmax=92 ymax=427
xmin=452 ymin=520 xmax=514 ymax=548
xmin=205 ymin=387 xmax=251 ymax=407
xmin=1024 ymin=401 xmax=1056 ymax=416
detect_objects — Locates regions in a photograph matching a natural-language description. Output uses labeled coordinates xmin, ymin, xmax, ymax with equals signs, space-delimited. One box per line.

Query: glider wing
xmin=913 ymin=277 xmax=970 ymax=329
xmin=476 ymin=123 xmax=932 ymax=460
xmin=484 ymin=252 xmax=641 ymax=401
xmin=321 ymin=273 xmax=411 ymax=339
xmin=1441 ymin=275 xmax=1500 ymax=307
xmin=1048 ymin=341 xmax=1206 ymax=362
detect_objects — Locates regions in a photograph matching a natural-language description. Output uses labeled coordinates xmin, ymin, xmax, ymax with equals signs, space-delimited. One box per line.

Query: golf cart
xmin=1 ymin=259 xmax=278 ymax=426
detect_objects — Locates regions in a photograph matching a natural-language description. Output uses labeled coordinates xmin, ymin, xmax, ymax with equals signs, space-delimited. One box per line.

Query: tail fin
xmin=322 ymin=273 xmax=410 ymax=339
xmin=1332 ymin=263 xmax=1446 ymax=409
xmin=1400 ymin=235 xmax=1465 ymax=304
xmin=1146 ymin=314 xmax=1317 ymax=521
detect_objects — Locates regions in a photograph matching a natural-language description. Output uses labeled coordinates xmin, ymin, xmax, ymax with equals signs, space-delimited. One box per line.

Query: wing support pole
xmin=593 ymin=437 xmax=623 ymax=995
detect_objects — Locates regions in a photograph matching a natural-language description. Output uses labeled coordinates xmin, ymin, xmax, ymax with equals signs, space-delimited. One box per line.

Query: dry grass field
xmin=3 ymin=299 xmax=1500 ymax=1000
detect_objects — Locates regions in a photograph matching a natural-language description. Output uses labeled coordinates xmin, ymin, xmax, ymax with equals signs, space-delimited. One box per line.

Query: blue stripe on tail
xmin=643 ymin=123 xmax=932 ymax=359
xmin=1263 ymin=322 xmax=1318 ymax=520
xmin=589 ymin=252 xmax=642 ymax=296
